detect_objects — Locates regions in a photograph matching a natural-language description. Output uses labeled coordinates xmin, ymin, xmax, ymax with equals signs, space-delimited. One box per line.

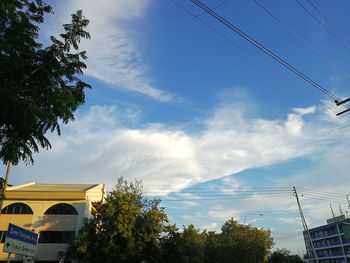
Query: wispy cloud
xmin=13 ymin=94 xmax=350 ymax=197
xmin=11 ymin=93 xmax=350 ymax=254
xmin=44 ymin=0 xmax=175 ymax=102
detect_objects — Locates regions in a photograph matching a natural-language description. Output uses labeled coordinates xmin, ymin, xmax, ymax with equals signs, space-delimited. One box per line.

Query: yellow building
xmin=0 ymin=182 xmax=104 ymax=263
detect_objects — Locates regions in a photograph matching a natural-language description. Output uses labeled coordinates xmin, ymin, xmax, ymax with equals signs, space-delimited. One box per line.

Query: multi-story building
xmin=303 ymin=216 xmax=350 ymax=263
xmin=0 ymin=182 xmax=104 ymax=263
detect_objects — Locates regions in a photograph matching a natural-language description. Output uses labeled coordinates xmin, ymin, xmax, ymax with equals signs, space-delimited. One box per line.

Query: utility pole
xmin=293 ymin=186 xmax=319 ymax=263
xmin=0 ymin=162 xmax=12 ymax=215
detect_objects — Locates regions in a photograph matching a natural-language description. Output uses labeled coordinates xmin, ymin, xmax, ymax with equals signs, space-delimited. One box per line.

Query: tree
xmin=67 ymin=178 xmax=169 ymax=263
xmin=161 ymin=224 xmax=208 ymax=263
xmin=268 ymin=248 xmax=303 ymax=263
xmin=217 ymin=218 xmax=273 ymax=263
xmin=161 ymin=219 xmax=273 ymax=263
xmin=203 ymin=231 xmax=220 ymax=263
xmin=0 ymin=0 xmax=91 ymax=165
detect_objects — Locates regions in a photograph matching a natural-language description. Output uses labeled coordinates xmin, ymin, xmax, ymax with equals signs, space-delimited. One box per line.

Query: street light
xmin=244 ymin=213 xmax=263 ymax=224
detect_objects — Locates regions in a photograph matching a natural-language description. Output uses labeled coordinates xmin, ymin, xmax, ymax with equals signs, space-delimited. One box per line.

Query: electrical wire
xmin=170 ymin=0 xmax=243 ymax=51
xmin=298 ymin=188 xmax=347 ymax=198
xmin=196 ymin=0 xmax=232 ymax=17
xmin=301 ymin=194 xmax=348 ymax=204
xmin=294 ymin=0 xmax=349 ymax=50
xmin=189 ymin=0 xmax=350 ymax=110
xmin=305 ymin=0 xmax=350 ymax=47
xmin=254 ymin=0 xmax=350 ymax=81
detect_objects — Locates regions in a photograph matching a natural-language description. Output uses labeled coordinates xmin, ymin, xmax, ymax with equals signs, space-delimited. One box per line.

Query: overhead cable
xmin=254 ymin=0 xmax=350 ymax=81
xmin=294 ymin=0 xmax=349 ymax=50
xmin=305 ymin=0 xmax=350 ymax=47
xmin=190 ymin=0 xmax=349 ymax=111
xmin=170 ymin=0 xmax=243 ymax=51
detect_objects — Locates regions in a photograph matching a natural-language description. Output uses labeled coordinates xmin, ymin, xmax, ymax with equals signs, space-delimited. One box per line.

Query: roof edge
xmin=7 ymin=182 xmax=36 ymax=191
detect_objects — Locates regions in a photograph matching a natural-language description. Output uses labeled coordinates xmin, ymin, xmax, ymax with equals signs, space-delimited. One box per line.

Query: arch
xmin=44 ymin=203 xmax=78 ymax=215
xmin=2 ymin=202 xmax=33 ymax=214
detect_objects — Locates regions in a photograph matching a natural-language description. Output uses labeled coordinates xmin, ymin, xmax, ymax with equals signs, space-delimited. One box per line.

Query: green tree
xmin=161 ymin=220 xmax=273 ymax=263
xmin=0 ymin=0 xmax=91 ymax=165
xmin=268 ymin=248 xmax=303 ymax=263
xmin=203 ymin=231 xmax=220 ymax=263
xmin=161 ymin=224 xmax=208 ymax=263
xmin=68 ymin=178 xmax=169 ymax=263
xmin=217 ymin=218 xmax=273 ymax=263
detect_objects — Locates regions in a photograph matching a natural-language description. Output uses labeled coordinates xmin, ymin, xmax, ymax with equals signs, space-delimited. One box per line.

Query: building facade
xmin=304 ymin=217 xmax=350 ymax=263
xmin=0 ymin=182 xmax=104 ymax=263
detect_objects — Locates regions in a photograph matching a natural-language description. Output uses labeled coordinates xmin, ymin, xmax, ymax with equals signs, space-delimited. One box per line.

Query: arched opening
xmin=44 ymin=203 xmax=78 ymax=215
xmin=1 ymin=202 xmax=33 ymax=214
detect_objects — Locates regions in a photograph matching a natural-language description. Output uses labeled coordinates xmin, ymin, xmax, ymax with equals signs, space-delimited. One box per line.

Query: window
xmin=44 ymin=203 xmax=78 ymax=215
xmin=38 ymin=231 xmax=75 ymax=243
xmin=1 ymin=203 xmax=33 ymax=214
xmin=0 ymin=231 xmax=6 ymax=243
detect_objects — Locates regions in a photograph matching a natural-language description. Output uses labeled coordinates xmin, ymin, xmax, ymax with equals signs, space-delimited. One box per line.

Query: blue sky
xmin=3 ymin=0 xmax=350 ymax=255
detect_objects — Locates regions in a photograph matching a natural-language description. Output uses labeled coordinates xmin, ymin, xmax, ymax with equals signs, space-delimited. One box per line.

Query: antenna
xmin=330 ymin=204 xmax=335 ymax=217
xmin=339 ymin=203 xmax=344 ymax=215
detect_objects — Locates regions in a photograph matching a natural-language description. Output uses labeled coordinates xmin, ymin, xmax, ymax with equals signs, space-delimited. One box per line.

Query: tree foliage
xmin=216 ymin=219 xmax=273 ymax=263
xmin=68 ymin=178 xmax=274 ymax=263
xmin=161 ymin=224 xmax=208 ymax=263
xmin=68 ymin=178 xmax=168 ymax=263
xmin=268 ymin=248 xmax=304 ymax=263
xmin=0 ymin=0 xmax=90 ymax=165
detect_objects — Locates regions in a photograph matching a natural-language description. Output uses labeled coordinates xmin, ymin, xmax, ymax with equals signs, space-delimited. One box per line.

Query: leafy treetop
xmin=0 ymin=0 xmax=90 ymax=165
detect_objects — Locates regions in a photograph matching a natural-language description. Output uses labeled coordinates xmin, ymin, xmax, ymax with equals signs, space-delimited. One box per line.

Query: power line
xmin=305 ymin=0 xmax=350 ymax=47
xmin=301 ymin=194 xmax=348 ymax=204
xmin=190 ymin=0 xmax=350 ymax=111
xmin=294 ymin=0 xmax=349 ymax=50
xmin=298 ymin=188 xmax=347 ymax=198
xmin=196 ymin=0 xmax=232 ymax=17
xmin=159 ymin=194 xmax=292 ymax=202
xmin=254 ymin=0 xmax=350 ymax=81
xmin=170 ymin=0 xmax=243 ymax=51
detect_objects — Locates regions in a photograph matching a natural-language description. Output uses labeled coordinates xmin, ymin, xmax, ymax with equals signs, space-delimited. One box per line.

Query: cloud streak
xmin=44 ymin=0 xmax=174 ymax=102
xmin=14 ymin=97 xmax=346 ymax=196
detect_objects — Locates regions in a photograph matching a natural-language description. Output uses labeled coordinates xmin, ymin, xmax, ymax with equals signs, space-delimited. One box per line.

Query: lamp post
xmin=244 ymin=213 xmax=263 ymax=224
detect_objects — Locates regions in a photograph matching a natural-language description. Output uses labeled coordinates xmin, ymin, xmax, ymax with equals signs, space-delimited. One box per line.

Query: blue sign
xmin=3 ymin=224 xmax=38 ymax=257
xmin=6 ymin=224 xmax=38 ymax=245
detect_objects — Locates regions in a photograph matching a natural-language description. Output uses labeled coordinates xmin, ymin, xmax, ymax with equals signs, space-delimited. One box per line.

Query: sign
xmin=3 ymin=223 xmax=38 ymax=257
xmin=326 ymin=215 xmax=346 ymax=224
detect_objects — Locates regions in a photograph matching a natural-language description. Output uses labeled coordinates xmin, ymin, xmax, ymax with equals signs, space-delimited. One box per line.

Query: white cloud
xmin=13 ymin=98 xmax=348 ymax=197
xmin=293 ymin=106 xmax=316 ymax=116
xmin=44 ymin=0 xmax=174 ymax=102
xmin=285 ymin=106 xmax=315 ymax=136
xmin=201 ymin=222 xmax=220 ymax=232
xmin=14 ymin=102 xmax=314 ymax=192
xmin=9 ymin=97 xmax=350 ymax=255
xmin=207 ymin=206 xmax=240 ymax=221
xmin=278 ymin=217 xmax=301 ymax=225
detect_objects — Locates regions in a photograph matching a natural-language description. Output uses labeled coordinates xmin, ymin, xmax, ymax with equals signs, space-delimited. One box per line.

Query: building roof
xmin=304 ymin=217 xmax=350 ymax=233
xmin=7 ymin=182 xmax=99 ymax=192
xmin=5 ymin=182 xmax=104 ymax=201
